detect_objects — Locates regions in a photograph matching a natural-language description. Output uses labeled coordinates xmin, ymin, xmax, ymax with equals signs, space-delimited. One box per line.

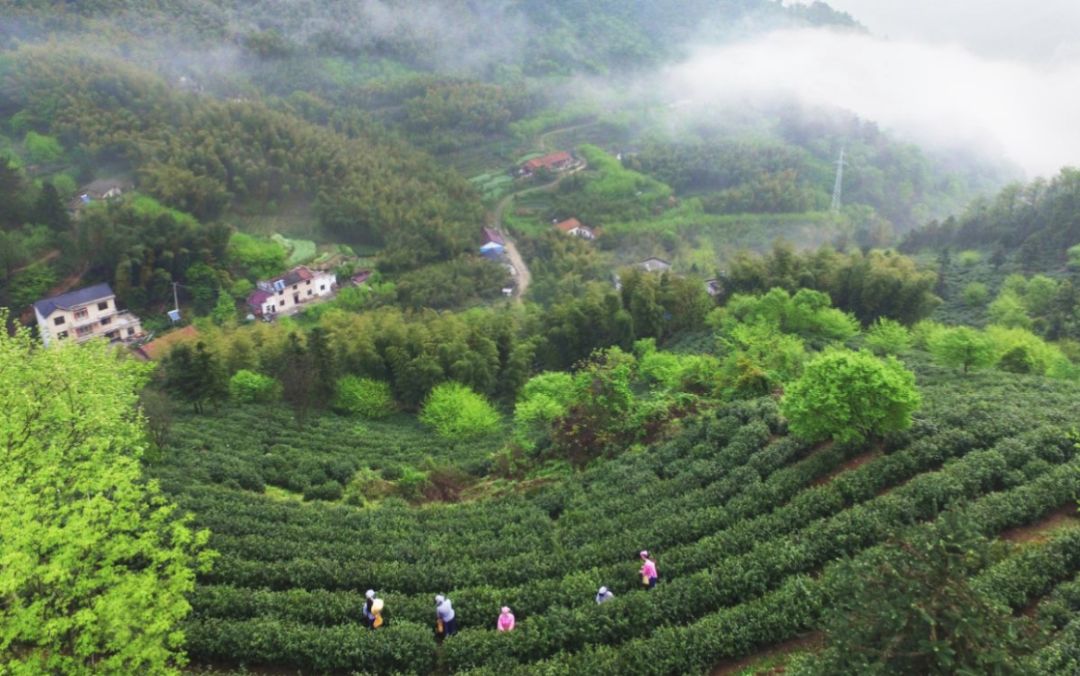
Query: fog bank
xmin=661 ymin=27 xmax=1080 ymax=177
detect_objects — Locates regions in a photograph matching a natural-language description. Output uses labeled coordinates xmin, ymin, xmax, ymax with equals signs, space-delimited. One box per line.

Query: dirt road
xmin=489 ymin=118 xmax=598 ymax=301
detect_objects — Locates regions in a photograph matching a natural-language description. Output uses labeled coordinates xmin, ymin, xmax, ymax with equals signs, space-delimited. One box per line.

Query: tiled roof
xmin=524 ymin=151 xmax=572 ymax=171
xmin=33 ymin=283 xmax=114 ymax=318
xmin=482 ymin=227 xmax=505 ymax=245
xmin=80 ymin=179 xmax=128 ymax=196
xmin=555 ymin=218 xmax=584 ymax=232
xmin=271 ymin=265 xmax=318 ymax=287
xmin=639 ymin=257 xmax=672 ymax=272
xmin=247 ymin=289 xmax=272 ymax=308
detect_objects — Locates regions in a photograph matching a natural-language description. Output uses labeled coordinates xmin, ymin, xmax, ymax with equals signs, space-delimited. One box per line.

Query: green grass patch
xmin=263 ymin=485 xmax=305 ymax=502
xmin=271 ymin=233 xmax=318 ymax=266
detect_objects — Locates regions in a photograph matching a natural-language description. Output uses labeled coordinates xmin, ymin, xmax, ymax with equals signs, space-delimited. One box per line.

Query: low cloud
xmin=659 ymin=27 xmax=1080 ymax=177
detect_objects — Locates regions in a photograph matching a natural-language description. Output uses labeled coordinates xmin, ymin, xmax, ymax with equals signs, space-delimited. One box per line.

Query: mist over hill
xmin=6 ymin=3 xmax=1080 ymax=676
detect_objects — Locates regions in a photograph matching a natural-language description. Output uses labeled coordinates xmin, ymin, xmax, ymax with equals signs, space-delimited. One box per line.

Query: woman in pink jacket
xmin=497 ymin=606 xmax=515 ymax=631
xmin=640 ymin=550 xmax=658 ymax=589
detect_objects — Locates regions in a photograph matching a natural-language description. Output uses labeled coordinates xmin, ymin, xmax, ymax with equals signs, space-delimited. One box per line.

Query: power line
xmin=830 ymin=148 xmax=846 ymax=213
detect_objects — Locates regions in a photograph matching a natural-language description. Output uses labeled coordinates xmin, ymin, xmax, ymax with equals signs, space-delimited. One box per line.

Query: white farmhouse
xmin=33 ymin=283 xmax=143 ymax=347
xmin=246 ymin=266 xmax=337 ymax=317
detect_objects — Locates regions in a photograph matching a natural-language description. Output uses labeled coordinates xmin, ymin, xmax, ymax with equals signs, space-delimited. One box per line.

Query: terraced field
xmin=154 ymin=361 xmax=1080 ymax=674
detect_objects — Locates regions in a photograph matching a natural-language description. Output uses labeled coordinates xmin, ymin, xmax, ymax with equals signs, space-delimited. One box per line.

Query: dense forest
xmin=4 ymin=0 xmax=1080 ymax=675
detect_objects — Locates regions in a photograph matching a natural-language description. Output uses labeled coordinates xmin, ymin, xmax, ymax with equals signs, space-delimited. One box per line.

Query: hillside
xmin=4 ymin=2 xmax=1080 ymax=674
xmin=0 ymin=0 xmax=1015 ymax=324
xmin=153 ymin=355 xmax=1080 ymax=674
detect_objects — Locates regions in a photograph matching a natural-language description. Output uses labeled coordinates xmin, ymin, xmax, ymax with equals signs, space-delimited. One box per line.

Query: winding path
xmin=491 ymin=119 xmax=599 ymax=300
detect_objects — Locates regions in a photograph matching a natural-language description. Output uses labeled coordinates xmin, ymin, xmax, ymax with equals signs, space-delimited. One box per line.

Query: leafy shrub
xmin=998 ymin=345 xmax=1038 ymax=374
xmin=988 ymin=291 xmax=1032 ymax=329
xmin=228 ymin=369 xmax=281 ymax=403
xmin=342 ymin=468 xmax=395 ymax=506
xmin=714 ymin=288 xmax=858 ymax=344
xmin=1068 ymin=244 xmax=1080 ymax=270
xmin=380 ymin=465 xmax=404 ymax=481
xmin=636 ymin=338 xmax=723 ymax=394
xmin=303 ymin=480 xmax=343 ymax=502
xmin=513 ymin=371 xmax=575 ymax=450
xmin=395 ymin=465 xmax=431 ymax=502
xmin=985 ymin=325 xmax=1073 ymax=378
xmin=227 ymin=232 xmax=286 ymax=280
xmin=807 ymin=513 xmax=1032 ymax=675
xmin=910 ymin=319 xmax=945 ymax=349
xmin=962 ymin=281 xmax=990 ymax=307
xmin=719 ymin=320 xmax=806 ymax=398
xmin=23 ymin=130 xmax=63 ymax=164
xmin=333 ymin=376 xmax=395 ymax=419
xmin=863 ymin=318 xmax=912 ymax=356
xmin=781 ymin=348 xmax=921 ymax=444
xmin=928 ymin=326 xmax=996 ymax=373
xmin=957 ymin=249 xmax=983 ymax=266
xmin=419 ymin=382 xmax=501 ymax=440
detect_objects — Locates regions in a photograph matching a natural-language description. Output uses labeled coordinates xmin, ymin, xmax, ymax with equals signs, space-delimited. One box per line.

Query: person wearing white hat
xmin=595 ymin=586 xmax=615 ymax=604
xmin=363 ymin=589 xmax=377 ymax=628
xmin=640 ymin=550 xmax=658 ymax=589
xmin=435 ymin=594 xmax=458 ymax=638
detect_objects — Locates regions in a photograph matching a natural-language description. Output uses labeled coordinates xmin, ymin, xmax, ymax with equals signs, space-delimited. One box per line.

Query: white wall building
xmin=247 ymin=266 xmax=337 ymax=317
xmin=33 ymin=283 xmax=143 ymax=347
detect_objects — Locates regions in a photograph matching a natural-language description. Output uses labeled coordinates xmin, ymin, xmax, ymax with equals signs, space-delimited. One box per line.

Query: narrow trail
xmin=537 ymin=118 xmax=599 ymax=152
xmin=47 ymin=264 xmax=89 ymax=299
xmin=9 ymin=248 xmax=60 ymax=276
xmin=710 ymin=632 xmax=822 ymax=675
xmin=491 ymin=167 xmax=584 ymax=301
xmin=490 ymin=120 xmax=598 ymax=301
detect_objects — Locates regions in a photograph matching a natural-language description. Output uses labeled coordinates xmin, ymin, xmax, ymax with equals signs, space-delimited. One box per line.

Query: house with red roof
xmin=246 ymin=265 xmax=337 ymax=317
xmin=519 ymin=151 xmax=574 ymax=177
xmin=554 ymin=217 xmax=595 ymax=240
xmin=480 ymin=227 xmax=506 ymax=258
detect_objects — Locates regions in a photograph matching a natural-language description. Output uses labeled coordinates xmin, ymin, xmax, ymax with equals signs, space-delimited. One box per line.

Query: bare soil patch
xmin=810 ymin=449 xmax=882 ymax=488
xmin=1000 ymin=504 xmax=1080 ymax=544
xmin=710 ymin=632 xmax=823 ymax=676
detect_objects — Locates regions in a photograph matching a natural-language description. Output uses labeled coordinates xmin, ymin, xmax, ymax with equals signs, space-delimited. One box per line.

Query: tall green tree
xmin=928 ymin=326 xmax=997 ymax=373
xmin=278 ymin=333 xmax=316 ymax=425
xmin=419 ymin=381 xmax=501 ymax=441
xmin=33 ymin=181 xmax=71 ymax=233
xmin=0 ymin=315 xmax=214 ymax=673
xmin=0 ymin=156 xmax=27 ymax=227
xmin=163 ymin=342 xmax=226 ymax=413
xmin=801 ymin=513 xmax=1033 ymax=675
xmin=781 ymin=348 xmax=920 ymax=444
xmin=210 ymin=289 xmax=237 ymax=327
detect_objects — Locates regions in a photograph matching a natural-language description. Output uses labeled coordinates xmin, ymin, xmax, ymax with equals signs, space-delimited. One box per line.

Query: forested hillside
xmin=4 ymin=0 xmax=1080 ymax=674
xmin=904 ymin=168 xmax=1080 ymax=268
xmin=3 ymin=0 xmax=856 ymax=76
xmin=0 ymin=44 xmax=482 ymax=263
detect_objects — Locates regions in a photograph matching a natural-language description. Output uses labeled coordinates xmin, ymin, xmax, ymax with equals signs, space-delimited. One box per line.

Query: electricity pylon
xmin=830 ymin=148 xmax=845 ymax=213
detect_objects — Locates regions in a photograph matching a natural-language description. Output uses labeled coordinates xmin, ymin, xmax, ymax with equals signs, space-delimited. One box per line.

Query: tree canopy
xmin=781 ymin=348 xmax=921 ymax=444
xmin=0 ymin=316 xmax=214 ymax=673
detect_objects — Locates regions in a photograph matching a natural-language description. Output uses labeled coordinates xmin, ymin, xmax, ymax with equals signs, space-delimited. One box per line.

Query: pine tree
xmin=278 ymin=333 xmax=315 ymax=425
xmin=33 ymin=181 xmax=71 ymax=233
xmin=0 ymin=156 xmax=26 ymax=227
